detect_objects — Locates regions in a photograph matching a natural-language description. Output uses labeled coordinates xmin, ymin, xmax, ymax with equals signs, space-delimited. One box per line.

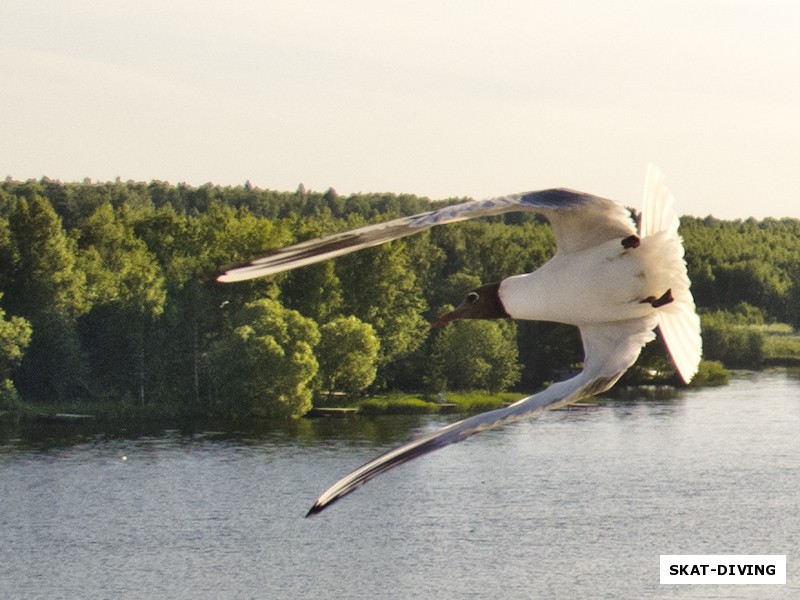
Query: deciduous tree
xmin=76 ymin=203 xmax=166 ymax=402
xmin=428 ymin=319 xmax=522 ymax=392
xmin=4 ymin=194 xmax=88 ymax=401
xmin=0 ymin=294 xmax=32 ymax=408
xmin=208 ymin=299 xmax=320 ymax=418
xmin=315 ymin=316 xmax=380 ymax=395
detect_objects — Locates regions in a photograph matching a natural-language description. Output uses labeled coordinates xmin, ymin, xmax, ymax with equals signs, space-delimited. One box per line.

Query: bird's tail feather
xmin=640 ymin=163 xmax=702 ymax=383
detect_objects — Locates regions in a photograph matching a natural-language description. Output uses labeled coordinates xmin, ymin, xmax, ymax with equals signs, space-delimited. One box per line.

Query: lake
xmin=1 ymin=371 xmax=798 ymax=599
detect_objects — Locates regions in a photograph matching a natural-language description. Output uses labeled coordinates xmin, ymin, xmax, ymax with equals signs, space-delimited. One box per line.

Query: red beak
xmin=429 ymin=306 xmax=465 ymax=329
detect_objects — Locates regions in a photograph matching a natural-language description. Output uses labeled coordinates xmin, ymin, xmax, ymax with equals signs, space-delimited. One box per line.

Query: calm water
xmin=1 ymin=371 xmax=799 ymax=599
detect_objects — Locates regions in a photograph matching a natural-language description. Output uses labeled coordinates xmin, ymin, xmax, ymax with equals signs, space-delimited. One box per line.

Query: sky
xmin=2 ymin=0 xmax=799 ymax=219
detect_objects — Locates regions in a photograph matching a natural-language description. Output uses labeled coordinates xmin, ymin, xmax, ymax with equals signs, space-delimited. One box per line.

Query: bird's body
xmin=501 ymin=238 xmax=656 ymax=325
xmin=218 ymin=164 xmax=702 ymax=516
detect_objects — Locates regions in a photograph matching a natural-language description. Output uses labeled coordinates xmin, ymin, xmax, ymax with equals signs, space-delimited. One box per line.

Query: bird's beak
xmin=429 ymin=306 xmax=466 ymax=329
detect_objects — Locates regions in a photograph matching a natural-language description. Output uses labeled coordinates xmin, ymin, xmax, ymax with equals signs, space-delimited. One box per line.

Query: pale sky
xmin=2 ymin=1 xmax=799 ymax=219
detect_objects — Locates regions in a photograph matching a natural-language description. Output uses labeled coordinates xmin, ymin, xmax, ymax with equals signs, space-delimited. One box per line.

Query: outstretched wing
xmin=306 ymin=316 xmax=658 ymax=516
xmin=218 ymin=189 xmax=636 ymax=282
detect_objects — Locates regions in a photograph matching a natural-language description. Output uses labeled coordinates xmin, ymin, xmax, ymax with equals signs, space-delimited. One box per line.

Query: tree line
xmin=1 ymin=177 xmax=799 ymax=417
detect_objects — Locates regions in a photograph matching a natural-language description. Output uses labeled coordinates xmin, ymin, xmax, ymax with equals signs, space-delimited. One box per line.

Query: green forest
xmin=2 ymin=177 xmax=800 ymax=419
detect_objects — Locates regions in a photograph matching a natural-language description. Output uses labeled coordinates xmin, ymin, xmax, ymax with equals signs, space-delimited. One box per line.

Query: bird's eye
xmin=466 ymin=292 xmax=479 ymax=303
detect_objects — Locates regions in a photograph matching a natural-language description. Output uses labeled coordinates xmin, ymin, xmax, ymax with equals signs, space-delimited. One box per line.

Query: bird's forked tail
xmin=640 ymin=164 xmax=702 ymax=383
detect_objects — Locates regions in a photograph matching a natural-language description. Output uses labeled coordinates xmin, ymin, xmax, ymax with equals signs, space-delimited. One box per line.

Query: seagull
xmin=218 ymin=165 xmax=702 ymax=516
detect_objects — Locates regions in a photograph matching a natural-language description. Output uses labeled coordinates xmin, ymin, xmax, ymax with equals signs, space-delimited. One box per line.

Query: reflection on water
xmin=1 ymin=371 xmax=798 ymax=599
xmin=0 ymin=410 xmax=443 ymax=453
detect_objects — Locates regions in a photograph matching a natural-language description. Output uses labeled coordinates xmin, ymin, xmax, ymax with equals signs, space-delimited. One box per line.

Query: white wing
xmin=219 ymin=189 xmax=636 ymax=282
xmin=306 ymin=316 xmax=658 ymax=516
xmin=640 ymin=164 xmax=702 ymax=383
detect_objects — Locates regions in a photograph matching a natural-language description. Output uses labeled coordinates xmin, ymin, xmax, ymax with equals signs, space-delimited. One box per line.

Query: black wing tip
xmin=305 ymin=501 xmax=327 ymax=518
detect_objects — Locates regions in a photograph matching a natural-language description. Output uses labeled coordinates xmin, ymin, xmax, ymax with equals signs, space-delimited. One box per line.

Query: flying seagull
xmin=218 ymin=165 xmax=702 ymax=516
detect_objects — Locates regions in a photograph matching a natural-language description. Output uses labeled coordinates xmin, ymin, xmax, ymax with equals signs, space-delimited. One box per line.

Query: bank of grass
xmin=356 ymin=358 xmax=740 ymax=416
xmin=440 ymin=390 xmax=521 ymax=412
xmin=701 ymin=316 xmax=800 ymax=370
xmin=13 ymin=337 xmax=781 ymax=424
xmin=356 ymin=390 xmax=521 ymax=416
xmin=762 ymin=325 xmax=800 ymax=366
xmin=357 ymin=396 xmax=438 ymax=415
xmin=10 ymin=396 xmax=188 ymax=425
xmin=688 ymin=360 xmax=730 ymax=387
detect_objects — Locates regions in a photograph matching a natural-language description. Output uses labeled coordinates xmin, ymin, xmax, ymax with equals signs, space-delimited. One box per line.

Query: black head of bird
xmin=429 ymin=282 xmax=510 ymax=329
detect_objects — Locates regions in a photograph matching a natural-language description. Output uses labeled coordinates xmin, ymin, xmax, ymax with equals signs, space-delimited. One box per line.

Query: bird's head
xmin=429 ymin=282 xmax=510 ymax=329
